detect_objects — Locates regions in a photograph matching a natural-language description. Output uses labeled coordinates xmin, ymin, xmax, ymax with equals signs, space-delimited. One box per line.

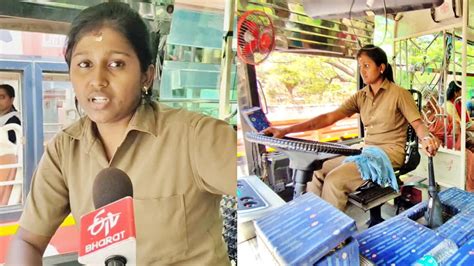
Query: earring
xmin=142 ymin=86 xmax=149 ymax=95
xmin=380 ymin=71 xmax=383 ymax=74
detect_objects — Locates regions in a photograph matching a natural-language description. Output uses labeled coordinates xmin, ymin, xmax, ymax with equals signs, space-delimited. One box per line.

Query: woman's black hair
xmin=0 ymin=84 xmax=17 ymax=111
xmin=446 ymin=80 xmax=462 ymax=101
xmin=64 ymin=2 xmax=153 ymax=73
xmin=356 ymin=44 xmax=394 ymax=82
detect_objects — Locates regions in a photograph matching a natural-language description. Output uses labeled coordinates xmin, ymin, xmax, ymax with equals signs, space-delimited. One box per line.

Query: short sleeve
xmin=397 ymin=89 xmax=422 ymax=123
xmin=190 ymin=116 xmax=236 ymax=196
xmin=19 ymin=137 xmax=70 ymax=237
xmin=336 ymin=91 xmax=361 ymax=117
xmin=6 ymin=116 xmax=21 ymax=144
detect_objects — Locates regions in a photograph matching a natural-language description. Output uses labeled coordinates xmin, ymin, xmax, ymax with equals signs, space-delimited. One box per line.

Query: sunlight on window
xmin=255 ymin=52 xmax=359 ymax=142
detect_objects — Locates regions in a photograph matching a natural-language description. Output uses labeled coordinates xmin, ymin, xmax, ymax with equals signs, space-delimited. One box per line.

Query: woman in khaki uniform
xmin=263 ymin=45 xmax=438 ymax=211
xmin=6 ymin=3 xmax=236 ymax=265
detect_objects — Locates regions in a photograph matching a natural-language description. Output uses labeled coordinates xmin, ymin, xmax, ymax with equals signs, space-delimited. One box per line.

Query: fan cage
xmin=237 ymin=10 xmax=275 ymax=65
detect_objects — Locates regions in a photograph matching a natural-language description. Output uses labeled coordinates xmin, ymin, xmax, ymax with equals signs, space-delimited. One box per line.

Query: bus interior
xmin=237 ymin=0 xmax=474 ymax=265
xmin=0 ymin=0 xmax=237 ymax=265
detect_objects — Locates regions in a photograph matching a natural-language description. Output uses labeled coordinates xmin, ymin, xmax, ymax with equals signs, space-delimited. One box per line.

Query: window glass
xmin=42 ymin=73 xmax=77 ymax=146
xmin=161 ymin=8 xmax=237 ymax=124
xmin=0 ymin=29 xmax=65 ymax=59
xmin=256 ymin=52 xmax=359 ymax=142
xmin=0 ymin=71 xmax=23 ymax=207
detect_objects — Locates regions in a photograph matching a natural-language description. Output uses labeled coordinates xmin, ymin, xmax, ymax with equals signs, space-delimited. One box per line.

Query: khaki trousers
xmin=306 ymin=155 xmax=365 ymax=211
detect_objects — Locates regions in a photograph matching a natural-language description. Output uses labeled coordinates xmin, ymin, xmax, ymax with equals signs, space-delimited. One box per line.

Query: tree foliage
xmin=256 ymin=52 xmax=357 ymax=105
xmin=255 ymin=14 xmax=474 ymax=107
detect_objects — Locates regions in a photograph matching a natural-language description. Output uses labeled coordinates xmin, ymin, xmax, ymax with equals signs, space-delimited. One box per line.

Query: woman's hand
xmin=261 ymin=127 xmax=288 ymax=139
xmin=421 ymin=135 xmax=439 ymax=157
xmin=411 ymin=119 xmax=439 ymax=157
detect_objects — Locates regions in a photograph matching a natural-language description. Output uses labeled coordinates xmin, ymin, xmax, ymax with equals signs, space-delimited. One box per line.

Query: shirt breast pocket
xmin=375 ymin=101 xmax=397 ymax=126
xmin=134 ymin=195 xmax=188 ymax=263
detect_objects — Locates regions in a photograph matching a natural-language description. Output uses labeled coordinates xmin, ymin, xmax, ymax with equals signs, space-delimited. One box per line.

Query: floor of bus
xmin=346 ymin=202 xmax=397 ymax=232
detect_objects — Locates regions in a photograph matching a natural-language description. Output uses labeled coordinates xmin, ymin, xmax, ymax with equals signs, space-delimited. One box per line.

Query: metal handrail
xmin=452 ymin=96 xmax=463 ymax=147
xmin=0 ymin=164 xmax=22 ymax=170
xmin=0 ymin=180 xmax=23 ymax=187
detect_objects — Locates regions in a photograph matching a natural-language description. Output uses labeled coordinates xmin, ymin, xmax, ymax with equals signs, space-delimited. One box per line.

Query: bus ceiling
xmin=0 ymin=0 xmax=81 ymax=34
xmin=239 ymin=0 xmax=473 ymax=57
xmin=393 ymin=1 xmax=474 ymax=42
xmin=0 ymin=0 xmax=178 ymax=35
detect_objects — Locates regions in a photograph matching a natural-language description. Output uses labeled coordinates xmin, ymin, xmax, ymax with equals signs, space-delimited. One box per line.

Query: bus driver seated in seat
xmin=263 ymin=45 xmax=439 ymax=211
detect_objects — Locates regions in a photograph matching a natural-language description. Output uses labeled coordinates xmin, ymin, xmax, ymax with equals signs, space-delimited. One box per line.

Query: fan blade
xmin=259 ymin=32 xmax=274 ymax=53
xmin=243 ymin=39 xmax=259 ymax=55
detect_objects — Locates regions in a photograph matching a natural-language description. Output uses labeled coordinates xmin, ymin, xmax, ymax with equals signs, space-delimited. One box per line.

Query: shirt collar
xmin=63 ymin=102 xmax=159 ymax=142
xmin=361 ymin=78 xmax=391 ymax=96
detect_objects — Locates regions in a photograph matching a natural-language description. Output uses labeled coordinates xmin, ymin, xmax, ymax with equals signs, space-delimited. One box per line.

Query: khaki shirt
xmin=337 ymin=79 xmax=421 ymax=168
xmin=20 ymin=102 xmax=236 ymax=265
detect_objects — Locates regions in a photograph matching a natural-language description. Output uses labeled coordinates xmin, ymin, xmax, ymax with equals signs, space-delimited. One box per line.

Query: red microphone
xmin=78 ymin=168 xmax=136 ymax=266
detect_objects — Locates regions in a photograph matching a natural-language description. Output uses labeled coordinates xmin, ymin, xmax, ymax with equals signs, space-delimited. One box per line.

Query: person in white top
xmin=0 ymin=84 xmax=21 ymax=205
xmin=0 ymin=84 xmax=21 ymax=144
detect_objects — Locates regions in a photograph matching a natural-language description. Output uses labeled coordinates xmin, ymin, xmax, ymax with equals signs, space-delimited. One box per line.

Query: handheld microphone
xmin=78 ymin=167 xmax=136 ymax=266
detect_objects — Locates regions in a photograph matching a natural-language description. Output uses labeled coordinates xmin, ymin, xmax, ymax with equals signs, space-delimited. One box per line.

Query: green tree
xmin=256 ymin=52 xmax=357 ymax=106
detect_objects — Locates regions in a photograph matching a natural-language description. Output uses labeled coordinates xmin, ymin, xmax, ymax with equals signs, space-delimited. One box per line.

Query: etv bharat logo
xmin=87 ymin=209 xmax=121 ymax=236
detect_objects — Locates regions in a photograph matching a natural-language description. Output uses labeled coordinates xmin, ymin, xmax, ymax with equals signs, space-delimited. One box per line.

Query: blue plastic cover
xmin=254 ymin=192 xmax=357 ymax=265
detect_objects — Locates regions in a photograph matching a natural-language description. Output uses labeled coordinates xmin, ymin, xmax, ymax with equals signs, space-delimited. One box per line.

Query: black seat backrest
xmin=398 ymin=89 xmax=422 ymax=176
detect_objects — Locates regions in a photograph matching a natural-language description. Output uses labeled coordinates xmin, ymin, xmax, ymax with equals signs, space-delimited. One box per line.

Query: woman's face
xmin=0 ymin=88 xmax=14 ymax=115
xmin=69 ymin=26 xmax=148 ymax=127
xmin=455 ymin=89 xmax=462 ymax=100
xmin=358 ymin=53 xmax=384 ymax=85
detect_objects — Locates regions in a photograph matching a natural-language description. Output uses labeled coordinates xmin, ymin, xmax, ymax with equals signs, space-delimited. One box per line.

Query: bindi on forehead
xmin=91 ymin=30 xmax=103 ymax=42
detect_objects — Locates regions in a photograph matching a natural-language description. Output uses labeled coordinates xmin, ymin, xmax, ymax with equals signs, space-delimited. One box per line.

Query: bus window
xmin=42 ymin=73 xmax=77 ymax=146
xmin=0 ymin=71 xmax=23 ymax=207
xmin=254 ymin=52 xmax=359 ymax=142
xmin=237 ymin=52 xmax=360 ymax=179
xmin=1 ymin=29 xmax=68 ymax=212
xmin=160 ymin=8 xmax=238 ymax=123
